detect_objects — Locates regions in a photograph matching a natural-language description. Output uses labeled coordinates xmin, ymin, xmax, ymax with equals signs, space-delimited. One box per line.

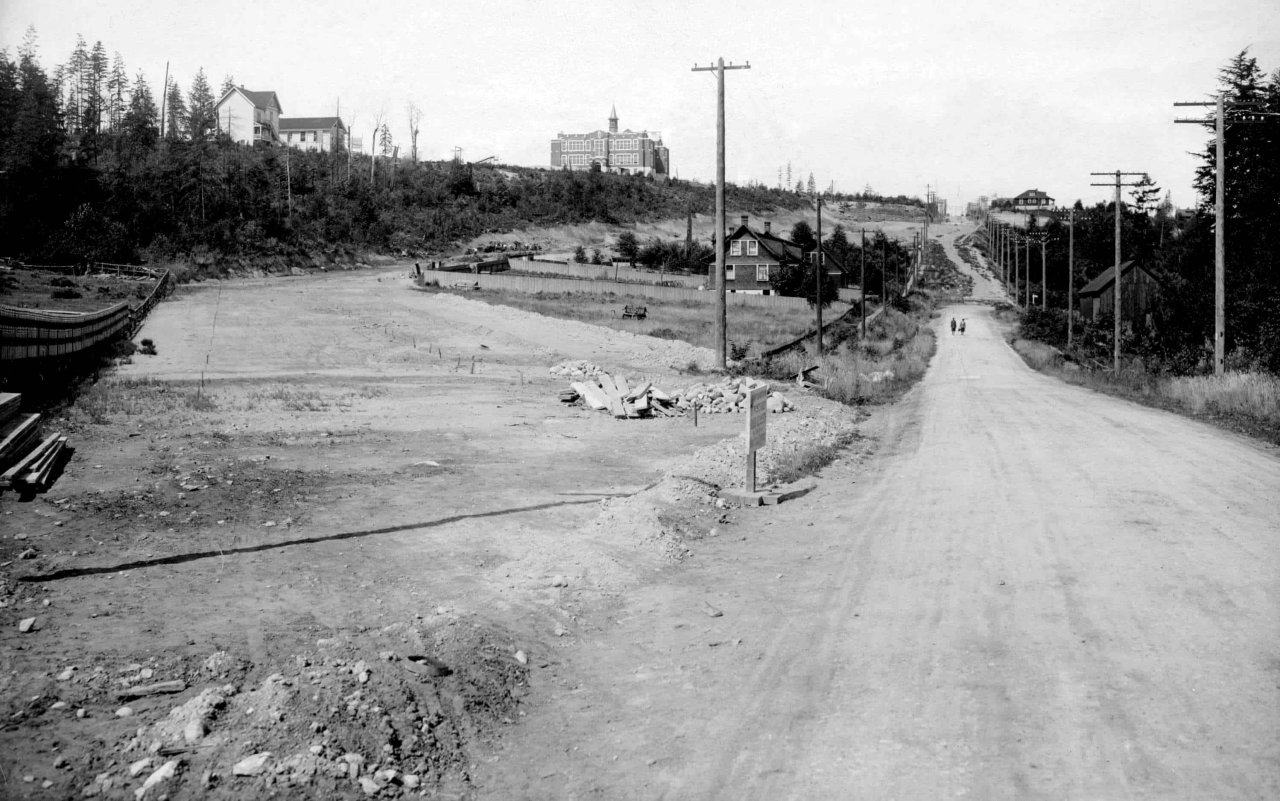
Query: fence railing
xmin=421 ymin=270 xmax=851 ymax=313
xmin=0 ymin=266 xmax=173 ymax=361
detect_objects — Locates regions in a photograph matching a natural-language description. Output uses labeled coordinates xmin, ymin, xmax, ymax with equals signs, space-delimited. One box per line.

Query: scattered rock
xmin=182 ymin=717 xmax=207 ymax=744
xmin=402 ymin=774 xmax=420 ymax=789
xmin=135 ymin=759 xmax=178 ymax=799
xmin=358 ymin=776 xmax=381 ymax=795
xmin=128 ymin=758 xmax=152 ymax=778
xmin=514 ymin=650 xmax=528 ymax=665
xmin=57 ymin=666 xmax=76 ymax=681
xmin=116 ymin=706 xmax=134 ymax=718
xmin=232 ymin=752 xmax=272 ymax=777
xmin=550 ymin=575 xmax=568 ymax=588
xmin=18 ymin=617 xmax=37 ymax=633
xmin=50 ymin=701 xmax=68 ymax=711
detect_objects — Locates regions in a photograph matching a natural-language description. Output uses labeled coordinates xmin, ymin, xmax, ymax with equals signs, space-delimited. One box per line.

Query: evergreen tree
xmin=806 ymin=172 xmax=816 ymax=195
xmin=187 ymin=68 xmax=215 ymax=139
xmin=1128 ymin=174 xmax=1161 ymax=215
xmin=65 ymin=34 xmax=88 ymax=133
xmin=220 ymin=74 xmax=235 ymax=96
xmin=107 ymin=52 xmax=127 ymax=131
xmin=122 ymin=71 xmax=158 ymax=154
xmin=790 ymin=220 xmax=816 ymax=252
xmin=164 ymin=80 xmax=186 ymax=139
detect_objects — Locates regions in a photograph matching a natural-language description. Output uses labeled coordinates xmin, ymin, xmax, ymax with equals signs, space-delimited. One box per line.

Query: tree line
xmin=0 ymin=27 xmax=813 ymax=273
xmin=983 ymin=51 xmax=1280 ymax=374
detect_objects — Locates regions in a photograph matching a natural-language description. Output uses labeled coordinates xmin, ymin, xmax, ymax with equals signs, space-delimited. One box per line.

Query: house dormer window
xmin=747 ymin=240 xmax=758 ymax=256
xmin=730 ymin=241 xmax=742 ymax=256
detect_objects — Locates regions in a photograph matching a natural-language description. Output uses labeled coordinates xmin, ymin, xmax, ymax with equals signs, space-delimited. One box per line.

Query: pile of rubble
xmin=554 ymin=367 xmax=795 ymax=420
xmin=547 ymin=360 xmax=604 ymax=380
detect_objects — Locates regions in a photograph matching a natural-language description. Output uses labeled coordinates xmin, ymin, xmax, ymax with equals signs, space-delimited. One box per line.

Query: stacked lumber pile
xmin=558 ymin=373 xmax=796 ymax=419
xmin=562 ymin=373 xmax=680 ymax=419
xmin=0 ymin=392 xmax=71 ymax=494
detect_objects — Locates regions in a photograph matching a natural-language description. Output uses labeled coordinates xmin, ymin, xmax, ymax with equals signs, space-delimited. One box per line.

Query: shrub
xmin=50 ymin=288 xmax=82 ymax=299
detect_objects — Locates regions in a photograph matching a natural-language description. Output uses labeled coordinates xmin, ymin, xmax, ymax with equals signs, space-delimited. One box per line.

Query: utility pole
xmin=1038 ymin=233 xmax=1047 ymax=309
xmin=693 ymin=58 xmax=751 ymax=368
xmin=1174 ymin=95 xmax=1269 ymax=375
xmin=1067 ymin=207 xmax=1075 ymax=348
xmin=814 ymin=195 xmax=823 ymax=355
xmin=1091 ymin=170 xmax=1147 ymax=372
xmin=860 ymin=228 xmax=867 ymax=338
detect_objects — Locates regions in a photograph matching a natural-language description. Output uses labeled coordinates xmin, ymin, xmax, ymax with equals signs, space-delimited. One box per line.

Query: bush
xmin=50 ymin=288 xmax=82 ymax=299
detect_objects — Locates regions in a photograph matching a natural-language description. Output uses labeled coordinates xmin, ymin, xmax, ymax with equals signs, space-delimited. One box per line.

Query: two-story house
xmin=279 ymin=117 xmax=347 ymax=153
xmin=723 ymin=215 xmax=845 ymax=294
xmin=214 ymin=87 xmax=283 ymax=146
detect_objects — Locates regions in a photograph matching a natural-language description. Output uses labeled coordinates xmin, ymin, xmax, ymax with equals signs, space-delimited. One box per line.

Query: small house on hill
xmin=1078 ymin=261 xmax=1161 ymax=324
xmin=1011 ymin=189 xmax=1054 ymax=210
xmin=280 ymin=117 xmax=348 ymax=153
xmin=215 ymin=87 xmax=283 ymax=146
xmin=723 ymin=215 xmax=845 ymax=294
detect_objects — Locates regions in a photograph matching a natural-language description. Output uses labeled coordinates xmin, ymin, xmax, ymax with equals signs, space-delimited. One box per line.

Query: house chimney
xmin=764 ymin=221 xmax=771 ymax=234
xmin=740 ymin=215 xmax=748 ymax=228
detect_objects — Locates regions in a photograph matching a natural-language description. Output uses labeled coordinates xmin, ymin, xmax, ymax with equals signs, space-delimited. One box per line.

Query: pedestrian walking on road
xmin=950 ymin=317 xmax=957 ymax=335
xmin=959 ymin=319 xmax=967 ymax=335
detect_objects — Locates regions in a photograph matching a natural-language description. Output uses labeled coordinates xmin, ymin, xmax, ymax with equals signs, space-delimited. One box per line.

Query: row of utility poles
xmin=985 ymin=90 xmax=1274 ymax=377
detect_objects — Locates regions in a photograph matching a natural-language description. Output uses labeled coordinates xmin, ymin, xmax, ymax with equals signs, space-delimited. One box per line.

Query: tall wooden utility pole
xmin=1175 ymin=95 xmax=1267 ymax=375
xmin=1038 ymin=234 xmax=1047 ymax=309
xmin=692 ymin=58 xmax=751 ymax=368
xmin=1067 ymin=208 xmax=1075 ymax=348
xmin=860 ymin=228 xmax=867 ymax=338
xmin=1091 ymin=170 xmax=1147 ymax=372
xmin=814 ymin=196 xmax=823 ymax=355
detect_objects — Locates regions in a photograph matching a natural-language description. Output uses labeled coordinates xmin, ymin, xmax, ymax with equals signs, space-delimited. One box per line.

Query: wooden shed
xmin=1077 ymin=260 xmax=1161 ymax=324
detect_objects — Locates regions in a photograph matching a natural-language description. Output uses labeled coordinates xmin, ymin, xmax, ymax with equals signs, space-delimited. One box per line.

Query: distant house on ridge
xmin=279 ymin=117 xmax=347 ymax=153
xmin=214 ymin=87 xmax=283 ymax=146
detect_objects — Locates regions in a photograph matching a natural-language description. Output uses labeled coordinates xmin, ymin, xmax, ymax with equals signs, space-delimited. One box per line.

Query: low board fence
xmin=427 ymin=271 xmax=849 ymax=313
xmin=0 ymin=269 xmax=173 ymax=361
xmin=505 ymin=258 xmax=703 ymax=287
xmin=0 ymin=259 xmax=163 ymax=279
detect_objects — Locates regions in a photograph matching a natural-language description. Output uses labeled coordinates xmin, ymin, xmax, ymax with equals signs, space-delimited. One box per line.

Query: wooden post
xmin=814 ymin=196 xmax=823 ymax=355
xmin=1113 ymin=171 xmax=1122 ymax=372
xmin=1214 ymin=93 xmax=1225 ymax=375
xmin=1067 ymin=208 xmax=1075 ymax=348
xmin=860 ymin=228 xmax=867 ymax=338
xmin=745 ymin=386 xmax=767 ymax=492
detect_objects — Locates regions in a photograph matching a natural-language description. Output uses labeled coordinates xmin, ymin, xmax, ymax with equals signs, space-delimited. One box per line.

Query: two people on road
xmin=950 ymin=318 xmax=967 ymax=335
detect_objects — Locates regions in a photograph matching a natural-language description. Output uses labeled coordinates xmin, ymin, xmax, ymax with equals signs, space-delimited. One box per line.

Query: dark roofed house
xmin=280 ymin=117 xmax=347 ymax=153
xmin=723 ymin=215 xmax=845 ymax=295
xmin=1077 ymin=260 xmax=1162 ymax=324
xmin=1012 ymin=188 xmax=1055 ymax=210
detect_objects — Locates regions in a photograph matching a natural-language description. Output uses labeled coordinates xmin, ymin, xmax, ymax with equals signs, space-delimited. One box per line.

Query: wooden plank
xmin=597 ymin=374 xmax=624 ymax=402
xmin=570 ymin=381 xmax=610 ymax=411
xmin=22 ymin=438 xmax=67 ymax=490
xmin=0 ymin=414 xmax=40 ymax=463
xmin=615 ymin=375 xmax=631 ymax=398
xmin=0 ymin=393 xmax=20 ymax=428
xmin=2 ymin=432 xmax=55 ymax=486
xmin=625 ymin=381 xmax=651 ymax=401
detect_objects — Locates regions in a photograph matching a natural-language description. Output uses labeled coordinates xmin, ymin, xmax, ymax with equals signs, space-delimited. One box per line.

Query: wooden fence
xmin=505 ymin=258 xmax=704 ymax=287
xmin=0 ymin=267 xmax=173 ymax=361
xmin=425 ymin=270 xmax=850 ymax=313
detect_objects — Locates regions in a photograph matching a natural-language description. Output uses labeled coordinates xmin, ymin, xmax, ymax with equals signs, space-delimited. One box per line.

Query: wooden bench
xmin=621 ymin=305 xmax=648 ymax=320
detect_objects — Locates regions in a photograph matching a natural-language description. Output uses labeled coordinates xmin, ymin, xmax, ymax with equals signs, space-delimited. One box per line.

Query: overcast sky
xmin=3 ymin=0 xmax=1278 ymax=212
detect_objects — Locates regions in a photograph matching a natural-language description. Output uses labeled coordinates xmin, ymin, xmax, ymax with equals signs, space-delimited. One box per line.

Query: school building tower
xmin=550 ymin=107 xmax=669 ymax=177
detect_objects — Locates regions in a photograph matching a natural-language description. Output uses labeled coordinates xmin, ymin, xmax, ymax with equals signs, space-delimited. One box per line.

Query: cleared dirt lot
xmin=0 ymin=266 xmax=862 ymax=799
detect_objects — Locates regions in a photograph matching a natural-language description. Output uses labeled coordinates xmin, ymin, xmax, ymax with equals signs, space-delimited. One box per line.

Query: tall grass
xmin=1160 ymin=372 xmax=1280 ymax=423
xmin=766 ymin=307 xmax=937 ymax=405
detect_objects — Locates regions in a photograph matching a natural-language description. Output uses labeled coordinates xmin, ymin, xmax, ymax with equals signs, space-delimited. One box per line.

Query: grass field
xmin=434 ymin=286 xmax=830 ymax=357
xmin=0 ymin=268 xmax=158 ymax=312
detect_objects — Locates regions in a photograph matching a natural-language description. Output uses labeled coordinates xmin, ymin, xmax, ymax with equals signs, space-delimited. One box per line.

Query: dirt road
xmin=478 ymin=294 xmax=1280 ymax=795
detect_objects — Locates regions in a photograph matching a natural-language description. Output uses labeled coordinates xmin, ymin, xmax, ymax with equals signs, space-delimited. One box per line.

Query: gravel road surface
xmin=479 ymin=236 xmax=1280 ymax=800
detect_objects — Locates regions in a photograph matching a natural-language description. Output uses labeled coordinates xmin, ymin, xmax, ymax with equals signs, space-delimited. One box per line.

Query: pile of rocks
xmin=675 ymin=378 xmax=794 ymax=416
xmin=547 ymin=360 xmax=603 ymax=379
